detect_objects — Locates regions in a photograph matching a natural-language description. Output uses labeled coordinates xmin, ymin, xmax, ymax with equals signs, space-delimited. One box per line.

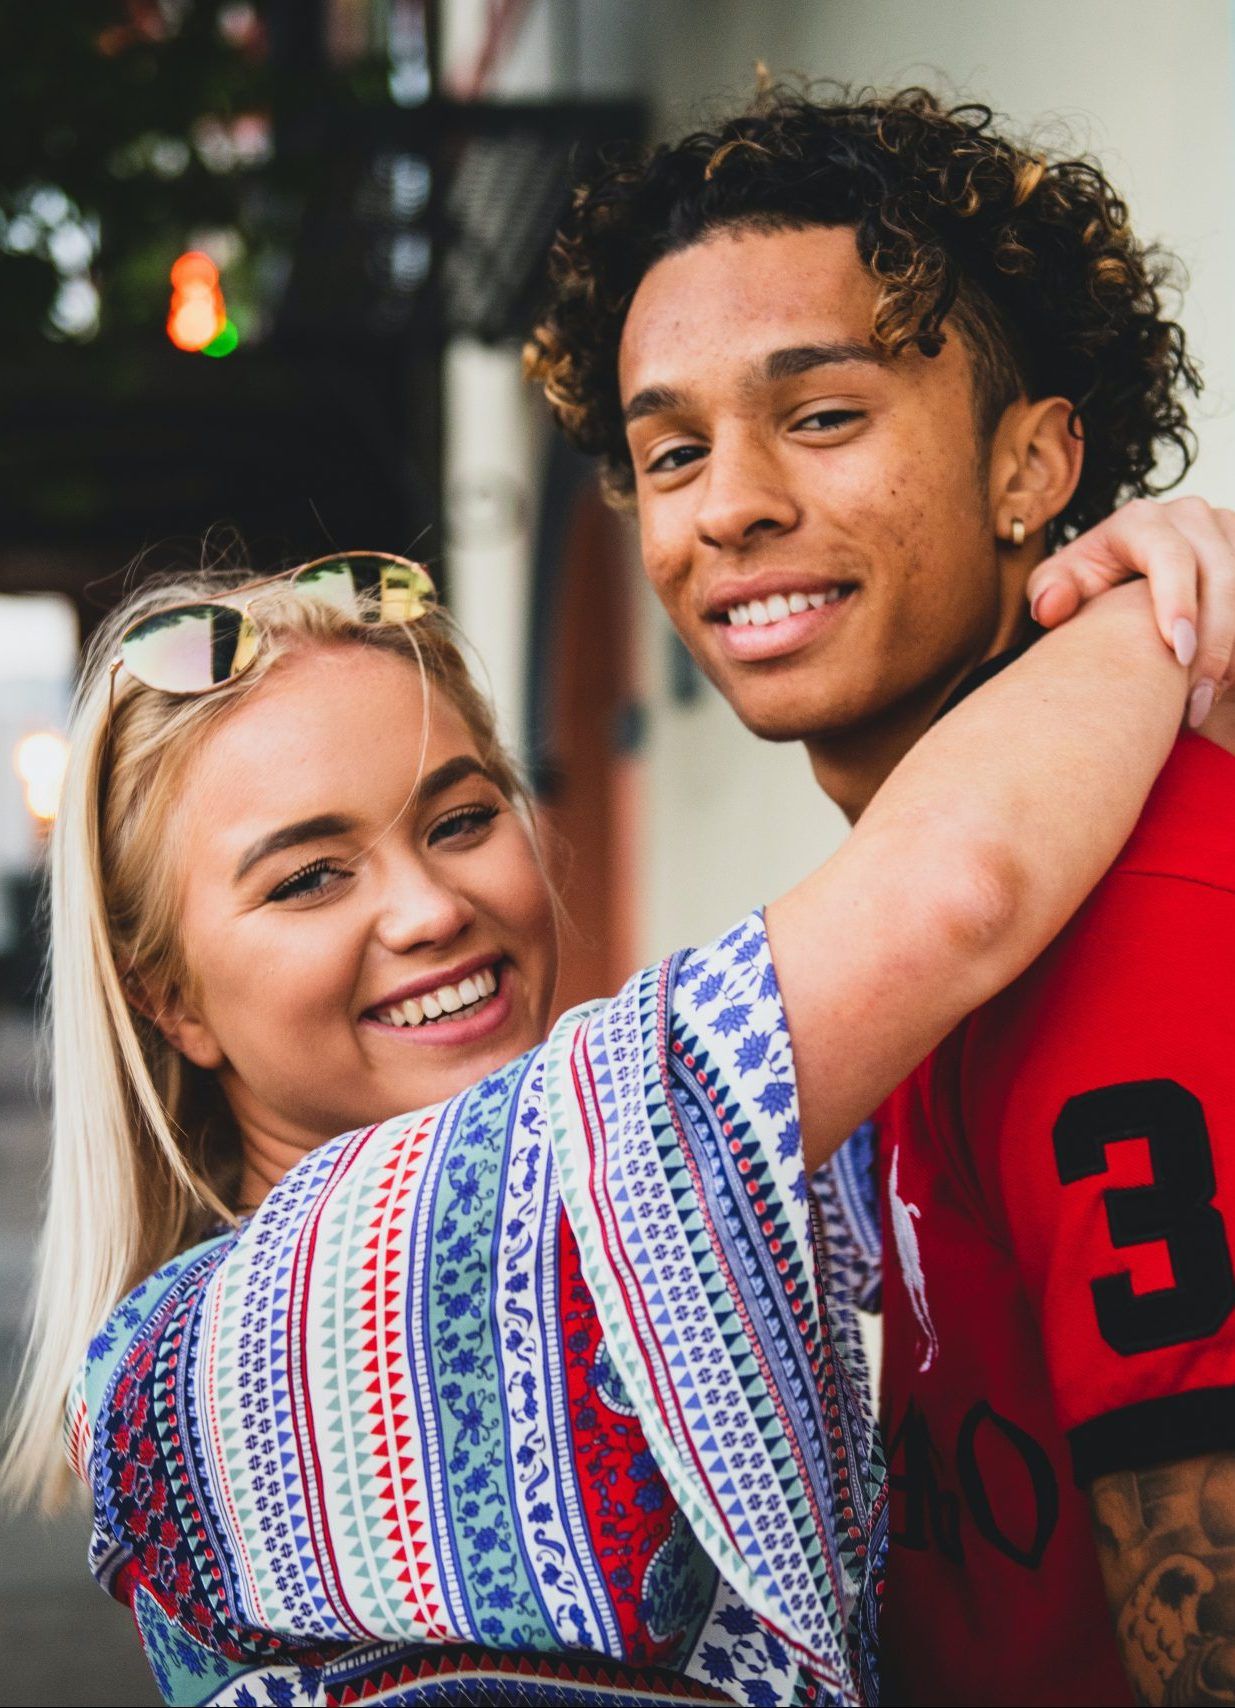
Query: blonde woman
xmin=0 ymin=549 xmax=1208 ymax=1705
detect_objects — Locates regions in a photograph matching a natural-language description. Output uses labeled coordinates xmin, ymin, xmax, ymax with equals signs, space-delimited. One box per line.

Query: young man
xmin=529 ymin=89 xmax=1235 ymax=1704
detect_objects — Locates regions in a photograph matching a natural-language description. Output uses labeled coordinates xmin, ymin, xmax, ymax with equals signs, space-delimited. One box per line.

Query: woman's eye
xmin=646 ymin=443 xmax=707 ymax=475
xmin=794 ymin=408 xmax=863 ymax=433
xmin=265 ymin=858 xmax=351 ymax=904
xmin=427 ymin=803 xmax=500 ymax=847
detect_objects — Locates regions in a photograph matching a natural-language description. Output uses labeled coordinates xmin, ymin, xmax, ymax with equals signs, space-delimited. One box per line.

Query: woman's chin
xmin=360 ymin=995 xmax=544 ymax=1119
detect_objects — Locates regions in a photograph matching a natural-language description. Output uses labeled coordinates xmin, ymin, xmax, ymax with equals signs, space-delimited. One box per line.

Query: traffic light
xmin=167 ymin=251 xmax=237 ymax=355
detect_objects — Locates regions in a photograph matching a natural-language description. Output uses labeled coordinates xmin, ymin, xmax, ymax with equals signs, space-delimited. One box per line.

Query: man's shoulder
xmin=918 ymin=737 xmax=1233 ymax=1096
xmin=872 ymin=739 xmax=1235 ymax=1204
xmin=948 ymin=735 xmax=1235 ymax=1104
xmin=1107 ymin=732 xmax=1235 ymax=896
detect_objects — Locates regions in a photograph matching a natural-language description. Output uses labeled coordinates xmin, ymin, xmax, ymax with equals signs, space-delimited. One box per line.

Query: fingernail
xmin=1189 ymin=679 xmax=1216 ymax=729
xmin=1029 ymin=589 xmax=1049 ymax=626
xmin=1173 ymin=617 xmax=1198 ymax=667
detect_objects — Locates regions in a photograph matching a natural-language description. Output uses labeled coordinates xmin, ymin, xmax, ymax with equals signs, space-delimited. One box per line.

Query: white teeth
xmin=376 ymin=965 xmax=500 ymax=1030
xmin=727 ymin=589 xmax=849 ymax=626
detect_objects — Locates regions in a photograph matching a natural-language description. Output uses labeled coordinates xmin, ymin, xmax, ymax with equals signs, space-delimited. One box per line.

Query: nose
xmin=694 ymin=434 xmax=801 ymax=552
xmin=374 ymin=858 xmax=477 ymax=957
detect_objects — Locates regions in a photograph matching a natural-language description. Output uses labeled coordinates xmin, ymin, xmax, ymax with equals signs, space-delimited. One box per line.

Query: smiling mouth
xmin=724 ymin=587 xmax=853 ymax=626
xmin=367 ymin=962 xmax=500 ymax=1030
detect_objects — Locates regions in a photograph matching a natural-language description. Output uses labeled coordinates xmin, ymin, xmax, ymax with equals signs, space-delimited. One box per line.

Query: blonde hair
xmin=2 ymin=567 xmax=524 ymax=1508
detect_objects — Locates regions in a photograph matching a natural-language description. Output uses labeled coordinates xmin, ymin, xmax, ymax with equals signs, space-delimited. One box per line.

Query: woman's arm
xmin=767 ymin=582 xmax=1188 ymax=1171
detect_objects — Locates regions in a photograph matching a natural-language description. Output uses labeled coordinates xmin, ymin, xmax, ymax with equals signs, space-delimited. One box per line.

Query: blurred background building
xmin=1 ymin=2 xmax=1233 ymax=1701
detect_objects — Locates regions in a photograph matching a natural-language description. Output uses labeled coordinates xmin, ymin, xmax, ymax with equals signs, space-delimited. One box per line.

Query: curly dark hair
xmin=526 ymin=86 xmax=1200 ymax=542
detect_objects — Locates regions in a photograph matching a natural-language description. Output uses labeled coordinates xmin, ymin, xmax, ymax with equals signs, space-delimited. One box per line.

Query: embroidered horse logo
xmin=888 ymin=1144 xmax=938 ymax=1374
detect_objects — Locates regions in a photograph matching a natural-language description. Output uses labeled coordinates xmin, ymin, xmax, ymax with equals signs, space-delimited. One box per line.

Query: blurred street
xmin=0 ymin=1013 xmax=158 ymax=1706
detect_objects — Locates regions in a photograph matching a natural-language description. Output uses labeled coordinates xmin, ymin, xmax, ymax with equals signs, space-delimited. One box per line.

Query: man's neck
xmin=806 ymin=609 xmax=1036 ymax=824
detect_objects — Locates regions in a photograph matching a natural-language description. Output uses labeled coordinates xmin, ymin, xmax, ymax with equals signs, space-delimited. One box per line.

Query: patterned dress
xmin=68 ymin=914 xmax=887 ymax=1706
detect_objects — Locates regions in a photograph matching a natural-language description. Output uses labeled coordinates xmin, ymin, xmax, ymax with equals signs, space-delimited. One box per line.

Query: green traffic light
xmin=202 ymin=318 xmax=239 ymax=358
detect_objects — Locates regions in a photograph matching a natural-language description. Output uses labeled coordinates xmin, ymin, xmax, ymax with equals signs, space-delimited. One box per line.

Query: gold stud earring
xmin=1010 ymin=517 xmax=1026 ymax=548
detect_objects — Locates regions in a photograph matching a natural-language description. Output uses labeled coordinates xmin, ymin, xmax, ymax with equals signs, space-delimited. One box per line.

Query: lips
xmin=363 ymin=954 xmax=503 ymax=1028
xmin=372 ymin=964 xmax=499 ymax=1029
xmin=713 ymin=584 xmax=858 ymax=663
xmin=703 ymin=572 xmax=860 ymax=626
xmin=360 ymin=957 xmax=515 ymax=1049
xmin=726 ymin=587 xmax=850 ymax=626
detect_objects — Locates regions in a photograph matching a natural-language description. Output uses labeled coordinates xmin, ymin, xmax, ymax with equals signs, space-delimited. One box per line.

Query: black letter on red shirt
xmin=1053 ymin=1079 xmax=1235 ymax=1355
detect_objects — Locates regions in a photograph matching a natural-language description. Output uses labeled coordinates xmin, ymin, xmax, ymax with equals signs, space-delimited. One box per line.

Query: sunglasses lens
xmin=292 ymin=555 xmax=434 ymax=623
xmin=120 ymin=604 xmax=254 ymax=693
xmin=378 ymin=559 xmax=435 ymax=623
xmin=290 ymin=557 xmax=365 ymax=613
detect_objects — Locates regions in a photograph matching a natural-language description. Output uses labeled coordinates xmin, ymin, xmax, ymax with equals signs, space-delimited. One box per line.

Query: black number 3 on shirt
xmin=1053 ymin=1079 xmax=1235 ymax=1355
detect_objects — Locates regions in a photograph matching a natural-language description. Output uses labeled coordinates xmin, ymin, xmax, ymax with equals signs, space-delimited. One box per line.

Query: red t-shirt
xmin=878 ymin=733 xmax=1235 ymax=1706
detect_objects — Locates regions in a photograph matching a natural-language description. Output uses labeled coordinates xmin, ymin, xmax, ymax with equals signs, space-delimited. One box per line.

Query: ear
xmin=123 ymin=970 xmax=226 ymax=1071
xmin=986 ymin=395 xmax=1084 ymax=551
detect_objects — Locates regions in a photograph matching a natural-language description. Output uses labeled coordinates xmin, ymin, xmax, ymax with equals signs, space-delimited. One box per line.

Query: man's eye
xmin=646 ymin=443 xmax=707 ymax=475
xmin=428 ymin=803 xmax=500 ymax=847
xmin=794 ymin=408 xmax=863 ymax=433
xmin=266 ymin=858 xmax=351 ymax=903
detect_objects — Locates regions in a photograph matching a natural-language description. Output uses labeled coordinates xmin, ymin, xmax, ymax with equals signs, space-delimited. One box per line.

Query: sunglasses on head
xmin=108 ymin=551 xmax=436 ymax=701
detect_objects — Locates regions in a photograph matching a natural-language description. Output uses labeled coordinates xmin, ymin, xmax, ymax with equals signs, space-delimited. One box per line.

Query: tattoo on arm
xmin=1090 ymin=1456 xmax=1235 ymax=1705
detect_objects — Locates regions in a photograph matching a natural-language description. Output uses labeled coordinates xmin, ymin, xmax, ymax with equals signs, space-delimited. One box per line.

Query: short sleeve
xmin=967 ymin=871 xmax=1235 ymax=1486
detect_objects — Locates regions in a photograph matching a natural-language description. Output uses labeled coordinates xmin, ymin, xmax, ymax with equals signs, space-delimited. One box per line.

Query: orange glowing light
xmin=14 ymin=730 xmax=69 ymax=825
xmin=168 ymin=299 xmax=224 ymax=351
xmin=167 ymin=250 xmax=227 ymax=352
xmin=169 ymin=250 xmax=218 ymax=291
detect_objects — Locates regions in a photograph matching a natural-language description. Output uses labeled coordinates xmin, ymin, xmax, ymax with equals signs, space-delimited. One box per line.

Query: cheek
xmin=186 ymin=900 xmax=363 ymax=1056
xmin=837 ymin=436 xmax=989 ymax=577
xmin=504 ymin=856 xmax=557 ymax=949
xmin=636 ymin=494 xmax=689 ymax=602
xmin=485 ymin=836 xmax=557 ymax=982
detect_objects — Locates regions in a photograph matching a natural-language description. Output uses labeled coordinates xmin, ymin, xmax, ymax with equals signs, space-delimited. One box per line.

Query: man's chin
xmin=731 ymin=705 xmax=828 ymax=744
xmin=720 ymin=680 xmax=877 ymax=745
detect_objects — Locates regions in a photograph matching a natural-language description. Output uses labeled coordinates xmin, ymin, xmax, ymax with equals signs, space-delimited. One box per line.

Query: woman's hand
xmin=1026 ymin=497 xmax=1235 ymax=728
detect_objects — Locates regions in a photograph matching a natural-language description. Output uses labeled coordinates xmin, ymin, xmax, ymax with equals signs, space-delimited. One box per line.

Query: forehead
xmin=619 ymin=225 xmax=881 ymax=396
xmin=178 ymin=644 xmax=476 ymax=852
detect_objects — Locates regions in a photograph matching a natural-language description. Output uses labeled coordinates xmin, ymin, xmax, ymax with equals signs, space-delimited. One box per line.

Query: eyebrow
xmin=622 ymin=341 xmax=885 ymax=428
xmin=234 ymin=813 xmax=356 ymax=883
xmin=623 ymin=383 xmax=684 ymax=426
xmin=418 ymin=754 xmax=494 ymax=799
xmin=233 ymin=756 xmax=496 ymax=883
xmin=760 ymin=341 xmax=885 ymax=383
